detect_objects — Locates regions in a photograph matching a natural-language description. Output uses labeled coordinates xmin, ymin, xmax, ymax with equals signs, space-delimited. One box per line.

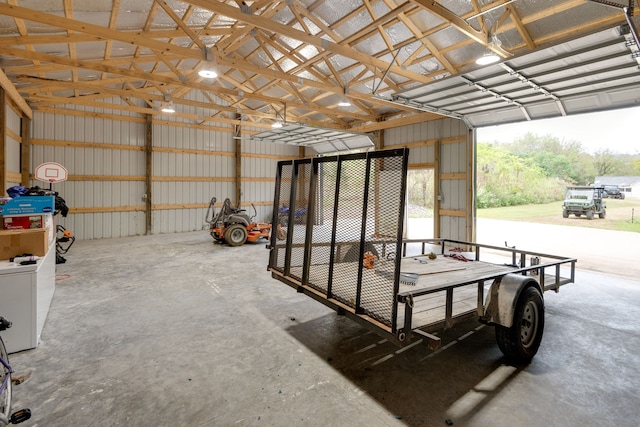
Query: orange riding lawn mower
xmin=205 ymin=197 xmax=285 ymax=246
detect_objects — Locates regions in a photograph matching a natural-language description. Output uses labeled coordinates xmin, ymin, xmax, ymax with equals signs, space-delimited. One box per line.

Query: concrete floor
xmin=7 ymin=226 xmax=640 ymax=427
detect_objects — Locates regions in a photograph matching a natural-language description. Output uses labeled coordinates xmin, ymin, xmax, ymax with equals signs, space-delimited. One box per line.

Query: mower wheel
xmin=225 ymin=224 xmax=248 ymax=246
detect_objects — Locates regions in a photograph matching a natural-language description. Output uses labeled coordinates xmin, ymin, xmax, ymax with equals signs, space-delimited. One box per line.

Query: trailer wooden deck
xmin=273 ymin=239 xmax=576 ymax=347
xmin=288 ymin=254 xmax=514 ymax=331
xmin=396 ymin=255 xmax=514 ymax=330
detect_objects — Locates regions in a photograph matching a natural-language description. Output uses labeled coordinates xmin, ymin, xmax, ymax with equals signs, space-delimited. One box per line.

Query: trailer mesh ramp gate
xmin=269 ymin=149 xmax=408 ymax=333
xmin=268 ymin=149 xmax=576 ymax=350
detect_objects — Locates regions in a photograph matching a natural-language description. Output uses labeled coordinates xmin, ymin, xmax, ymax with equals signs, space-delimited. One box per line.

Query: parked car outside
xmin=602 ymin=185 xmax=625 ymax=199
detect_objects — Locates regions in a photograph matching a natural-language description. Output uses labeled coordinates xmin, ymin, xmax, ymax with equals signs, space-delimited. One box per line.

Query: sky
xmin=477 ymin=106 xmax=640 ymax=155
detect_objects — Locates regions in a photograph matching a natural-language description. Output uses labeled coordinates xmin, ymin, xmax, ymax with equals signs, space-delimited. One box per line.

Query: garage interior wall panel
xmin=407 ymin=143 xmax=435 ymax=165
xmin=240 ymin=131 xmax=299 ymax=222
xmin=20 ymin=98 xmax=461 ymax=240
xmin=31 ymin=99 xmax=146 ymax=240
xmin=152 ymin=120 xmax=235 ymax=235
xmin=440 ymin=142 xmax=468 ymax=212
xmin=441 ymin=137 xmax=467 ymax=175
xmin=440 ymin=179 xmax=467 ymax=212
xmin=441 ymin=216 xmax=465 ymax=241
xmin=384 ymin=118 xmax=471 ymax=240
xmin=69 ymin=212 xmax=145 ymax=240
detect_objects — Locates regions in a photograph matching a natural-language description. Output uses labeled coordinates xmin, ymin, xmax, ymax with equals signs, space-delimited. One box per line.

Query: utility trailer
xmin=268 ymin=148 xmax=576 ymax=364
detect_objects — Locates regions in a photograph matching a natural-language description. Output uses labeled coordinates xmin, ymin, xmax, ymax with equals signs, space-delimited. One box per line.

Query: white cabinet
xmin=0 ymin=243 xmax=56 ymax=353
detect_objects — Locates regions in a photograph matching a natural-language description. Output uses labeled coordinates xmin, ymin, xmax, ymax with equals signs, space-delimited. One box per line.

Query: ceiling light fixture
xmin=271 ymin=103 xmax=286 ymax=128
xmin=476 ymin=51 xmax=500 ymax=66
xmin=198 ymin=47 xmax=218 ymax=79
xmin=338 ymin=86 xmax=352 ymax=107
xmin=161 ymin=100 xmax=176 ymax=113
xmin=198 ymin=68 xmax=218 ymax=78
xmin=476 ymin=33 xmax=502 ymax=66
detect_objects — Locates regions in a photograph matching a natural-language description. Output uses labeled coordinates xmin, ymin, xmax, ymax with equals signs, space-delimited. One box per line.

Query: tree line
xmin=477 ymin=132 xmax=640 ymax=208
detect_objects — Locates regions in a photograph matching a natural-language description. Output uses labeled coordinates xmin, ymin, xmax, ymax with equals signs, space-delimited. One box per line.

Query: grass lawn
xmin=477 ymin=198 xmax=640 ymax=233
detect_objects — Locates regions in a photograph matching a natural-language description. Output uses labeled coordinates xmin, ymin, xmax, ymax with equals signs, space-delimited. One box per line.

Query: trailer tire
xmin=225 ymin=224 xmax=248 ymax=246
xmin=495 ymin=286 xmax=544 ymax=365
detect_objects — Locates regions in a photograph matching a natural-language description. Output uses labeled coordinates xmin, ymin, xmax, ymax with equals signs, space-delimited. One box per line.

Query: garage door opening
xmin=406 ymin=169 xmax=435 ymax=239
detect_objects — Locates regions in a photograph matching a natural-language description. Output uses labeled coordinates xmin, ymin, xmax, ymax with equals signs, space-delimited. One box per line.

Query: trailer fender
xmin=483 ymin=274 xmax=542 ymax=328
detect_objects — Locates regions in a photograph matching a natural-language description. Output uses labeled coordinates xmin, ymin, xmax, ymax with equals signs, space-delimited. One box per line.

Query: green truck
xmin=562 ymin=186 xmax=606 ymax=219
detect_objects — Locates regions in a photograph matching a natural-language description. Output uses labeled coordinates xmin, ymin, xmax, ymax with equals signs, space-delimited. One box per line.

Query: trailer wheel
xmin=495 ymin=286 xmax=544 ymax=365
xmin=225 ymin=224 xmax=248 ymax=246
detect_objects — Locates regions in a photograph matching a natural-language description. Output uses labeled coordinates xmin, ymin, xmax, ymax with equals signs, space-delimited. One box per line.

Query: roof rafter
xmin=0 ymin=0 xmax=633 ymax=131
xmin=103 ymin=0 xmax=122 ymax=77
xmin=5 ymin=0 xmax=44 ymax=80
xmin=0 ymin=28 xmax=232 ymax=48
xmin=506 ymin=5 xmax=535 ymax=49
xmin=62 ymin=0 xmax=80 ymax=98
xmin=0 ymin=4 xmax=205 ymax=61
xmin=4 ymin=45 xmax=362 ymax=120
xmin=155 ymin=0 xmax=206 ymax=50
xmin=182 ymin=0 xmax=432 ymax=84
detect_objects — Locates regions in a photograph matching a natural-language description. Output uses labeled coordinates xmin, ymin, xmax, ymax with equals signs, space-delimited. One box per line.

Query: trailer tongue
xmin=267 ymin=149 xmax=576 ymax=364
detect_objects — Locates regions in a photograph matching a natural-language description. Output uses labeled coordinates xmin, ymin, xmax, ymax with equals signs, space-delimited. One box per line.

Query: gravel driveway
xmin=407 ymin=218 xmax=639 ymax=281
xmin=476 ymin=218 xmax=640 ymax=281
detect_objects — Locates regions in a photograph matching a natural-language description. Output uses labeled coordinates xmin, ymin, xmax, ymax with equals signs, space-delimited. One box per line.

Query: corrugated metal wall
xmin=240 ymin=124 xmax=292 ymax=223
xmin=30 ymin=99 xmax=147 ymax=240
xmin=13 ymin=90 xmax=472 ymax=241
xmin=152 ymin=93 xmax=235 ymax=234
xmin=29 ymin=96 xmax=299 ymax=240
xmin=384 ymin=118 xmax=473 ymax=241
